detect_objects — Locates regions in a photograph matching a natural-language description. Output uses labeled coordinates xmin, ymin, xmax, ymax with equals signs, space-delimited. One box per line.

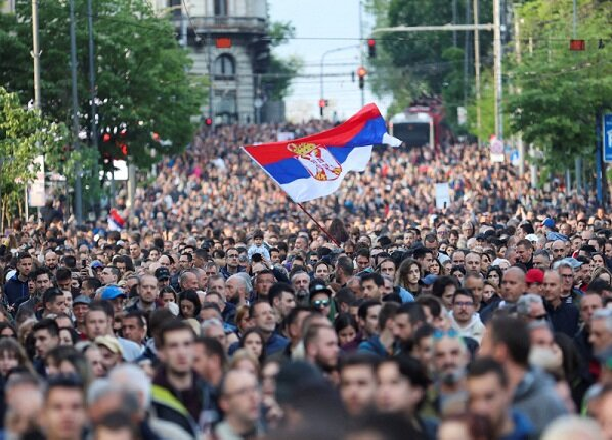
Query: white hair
xmin=107 ymin=363 xmax=152 ymax=410
xmin=201 ymin=318 xmax=224 ymax=335
xmin=541 ymin=416 xmax=604 ymax=440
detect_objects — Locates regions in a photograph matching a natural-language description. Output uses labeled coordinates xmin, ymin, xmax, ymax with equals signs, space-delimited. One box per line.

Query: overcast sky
xmin=268 ymin=0 xmax=391 ymax=122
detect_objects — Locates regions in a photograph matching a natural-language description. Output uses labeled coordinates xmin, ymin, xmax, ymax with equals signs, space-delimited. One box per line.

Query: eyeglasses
xmin=453 ymin=301 xmax=474 ymax=308
xmin=312 ymin=300 xmax=330 ymax=308
xmin=561 ymin=273 xmax=574 ymax=278
xmin=227 ymin=254 xmax=238 ymax=258
xmin=533 ymin=314 xmax=547 ymax=321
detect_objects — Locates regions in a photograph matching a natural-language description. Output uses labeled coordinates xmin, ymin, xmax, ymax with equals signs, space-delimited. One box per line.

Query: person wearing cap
xmin=73 ymin=294 xmax=91 ymax=338
xmin=101 ymin=285 xmax=127 ymax=316
xmin=95 ymin=334 xmax=124 ymax=371
xmin=542 ymin=218 xmax=556 ymax=234
xmin=525 ymin=269 xmax=545 ymax=296
xmin=543 ymin=270 xmax=579 ymax=338
xmin=155 ymin=267 xmax=171 ymax=289
xmin=310 ymin=280 xmax=333 ymax=319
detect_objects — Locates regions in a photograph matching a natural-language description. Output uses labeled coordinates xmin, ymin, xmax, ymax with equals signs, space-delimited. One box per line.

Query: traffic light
xmin=367 ymin=39 xmax=377 ymax=59
xmin=357 ymin=67 xmax=366 ymax=90
xmin=205 ymin=117 xmax=213 ymax=126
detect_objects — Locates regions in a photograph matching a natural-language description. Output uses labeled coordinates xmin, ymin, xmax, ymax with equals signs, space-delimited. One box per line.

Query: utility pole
xmin=514 ymin=5 xmax=524 ymax=178
xmin=87 ymin=0 xmax=97 ymax=218
xmin=207 ymin=30 xmax=215 ymax=128
xmin=31 ymin=0 xmax=41 ymax=111
xmin=493 ymin=0 xmax=502 ymax=141
xmin=31 ymin=0 xmax=41 ymax=221
xmin=473 ymin=0 xmax=482 ymax=147
xmin=452 ymin=0 xmax=458 ymax=47
xmin=70 ymin=0 xmax=83 ymax=224
xmin=358 ymin=0 xmax=365 ymax=107
xmin=572 ymin=0 xmax=581 ymax=193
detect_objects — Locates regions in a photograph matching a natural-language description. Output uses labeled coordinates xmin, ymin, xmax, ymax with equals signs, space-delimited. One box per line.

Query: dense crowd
xmin=0 ymin=120 xmax=611 ymax=440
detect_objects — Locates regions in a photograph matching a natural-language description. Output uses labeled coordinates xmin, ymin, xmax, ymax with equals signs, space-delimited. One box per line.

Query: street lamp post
xmin=319 ymin=45 xmax=360 ymax=119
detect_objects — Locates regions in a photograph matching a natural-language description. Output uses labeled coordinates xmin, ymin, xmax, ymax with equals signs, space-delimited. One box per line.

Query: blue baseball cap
xmin=101 ymin=285 xmax=126 ymax=301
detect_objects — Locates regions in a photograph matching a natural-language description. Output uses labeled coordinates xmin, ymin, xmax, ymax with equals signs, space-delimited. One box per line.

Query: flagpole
xmin=296 ymin=202 xmax=341 ymax=247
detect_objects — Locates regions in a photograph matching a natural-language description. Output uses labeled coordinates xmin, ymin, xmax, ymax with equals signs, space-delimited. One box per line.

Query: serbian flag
xmin=107 ymin=209 xmax=126 ymax=231
xmin=244 ymin=103 xmax=401 ymax=202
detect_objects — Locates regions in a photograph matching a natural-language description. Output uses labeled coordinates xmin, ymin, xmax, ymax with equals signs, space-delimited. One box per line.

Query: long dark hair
xmin=329 ymin=219 xmax=349 ymax=244
xmin=239 ymin=328 xmax=266 ymax=364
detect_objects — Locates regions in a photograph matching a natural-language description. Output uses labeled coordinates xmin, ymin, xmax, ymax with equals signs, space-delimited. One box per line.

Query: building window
xmin=214 ymin=54 xmax=235 ymax=80
xmin=214 ymin=0 xmax=228 ymax=16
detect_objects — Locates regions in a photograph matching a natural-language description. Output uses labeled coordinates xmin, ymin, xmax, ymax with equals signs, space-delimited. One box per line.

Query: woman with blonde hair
xmin=229 ymin=349 xmax=260 ymax=376
xmin=592 ymin=266 xmax=612 ymax=284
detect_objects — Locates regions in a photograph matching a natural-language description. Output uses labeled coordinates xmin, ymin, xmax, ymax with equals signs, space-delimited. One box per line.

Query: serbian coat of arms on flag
xmin=243 ymin=103 xmax=401 ymax=203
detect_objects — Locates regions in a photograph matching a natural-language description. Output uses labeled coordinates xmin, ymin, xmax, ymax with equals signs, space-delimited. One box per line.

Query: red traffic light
xmin=318 ymin=99 xmax=326 ymax=109
xmin=102 ymin=133 xmax=111 ymax=142
xmin=367 ymin=39 xmax=377 ymax=58
xmin=205 ymin=118 xmax=213 ymax=126
xmin=569 ymin=39 xmax=585 ymax=51
xmin=357 ymin=67 xmax=367 ymax=78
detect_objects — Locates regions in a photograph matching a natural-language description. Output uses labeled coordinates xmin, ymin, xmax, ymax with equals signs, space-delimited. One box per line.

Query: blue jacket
xmin=358 ymin=334 xmax=388 ymax=357
xmin=499 ymin=410 xmax=535 ymax=440
xmin=3 ymin=274 xmax=29 ymax=307
xmin=398 ymin=287 xmax=415 ymax=303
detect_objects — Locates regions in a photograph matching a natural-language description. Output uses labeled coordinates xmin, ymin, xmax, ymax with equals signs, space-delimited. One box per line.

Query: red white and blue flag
xmin=244 ymin=103 xmax=401 ymax=202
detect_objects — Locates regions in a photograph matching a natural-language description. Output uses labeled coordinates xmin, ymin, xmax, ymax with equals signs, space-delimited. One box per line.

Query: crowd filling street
xmin=2 ymin=120 xmax=612 ymax=440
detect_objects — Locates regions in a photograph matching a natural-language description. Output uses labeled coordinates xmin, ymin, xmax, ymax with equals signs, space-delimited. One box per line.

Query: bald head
xmin=543 ymin=270 xmax=562 ymax=305
xmin=501 ymin=267 xmax=526 ymax=303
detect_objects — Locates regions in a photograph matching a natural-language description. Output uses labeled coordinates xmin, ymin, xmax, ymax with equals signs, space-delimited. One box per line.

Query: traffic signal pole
xmin=319 ymin=45 xmax=359 ymax=119
xmin=70 ymin=0 xmax=83 ymax=224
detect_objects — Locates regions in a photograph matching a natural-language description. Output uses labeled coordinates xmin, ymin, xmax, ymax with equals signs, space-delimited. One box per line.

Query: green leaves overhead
xmin=0 ymin=0 xmax=204 ymax=171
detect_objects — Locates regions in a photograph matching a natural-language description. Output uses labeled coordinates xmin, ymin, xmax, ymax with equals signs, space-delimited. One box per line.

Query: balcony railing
xmin=173 ymin=16 xmax=267 ymax=33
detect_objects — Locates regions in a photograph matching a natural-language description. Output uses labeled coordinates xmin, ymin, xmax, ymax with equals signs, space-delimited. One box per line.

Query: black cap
xmin=309 ymin=279 xmax=332 ymax=297
xmin=155 ymin=267 xmax=171 ymax=280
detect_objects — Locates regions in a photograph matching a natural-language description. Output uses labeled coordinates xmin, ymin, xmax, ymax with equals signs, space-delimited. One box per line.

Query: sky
xmin=268 ymin=0 xmax=391 ymax=122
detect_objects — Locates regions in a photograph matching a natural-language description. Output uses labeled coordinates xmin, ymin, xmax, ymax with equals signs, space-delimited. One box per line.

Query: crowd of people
xmin=0 ymin=120 xmax=611 ymax=440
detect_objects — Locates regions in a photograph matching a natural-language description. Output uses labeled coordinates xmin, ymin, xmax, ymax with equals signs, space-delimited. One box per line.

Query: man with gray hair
xmin=555 ymin=261 xmax=583 ymax=304
xmin=225 ymin=274 xmax=248 ymax=306
xmin=517 ymin=293 xmax=547 ymax=323
xmin=589 ymin=309 xmax=612 ymax=356
xmin=178 ymin=270 xmax=199 ymax=292
xmin=542 ymin=416 xmax=604 ymax=440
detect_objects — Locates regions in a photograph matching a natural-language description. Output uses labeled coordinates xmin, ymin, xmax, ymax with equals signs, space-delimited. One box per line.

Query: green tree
xmin=506 ymin=0 xmax=612 ymax=171
xmin=366 ymin=0 xmax=493 ymax=119
xmin=0 ymin=0 xmax=204 ymax=175
xmin=262 ymin=20 xmax=302 ymax=101
xmin=0 ymin=87 xmax=64 ymax=227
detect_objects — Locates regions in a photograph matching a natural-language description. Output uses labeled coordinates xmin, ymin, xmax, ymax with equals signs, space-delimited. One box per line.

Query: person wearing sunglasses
xmin=309 ymin=280 xmax=333 ymax=319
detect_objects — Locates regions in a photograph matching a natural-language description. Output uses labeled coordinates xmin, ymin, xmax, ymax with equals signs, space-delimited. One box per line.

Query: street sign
xmin=510 ymin=150 xmax=520 ymax=166
xmin=604 ymin=113 xmax=612 ymax=163
xmin=490 ymin=136 xmax=504 ymax=163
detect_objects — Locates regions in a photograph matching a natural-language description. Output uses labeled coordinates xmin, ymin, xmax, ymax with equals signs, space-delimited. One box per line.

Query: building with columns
xmin=154 ymin=0 xmax=271 ymax=124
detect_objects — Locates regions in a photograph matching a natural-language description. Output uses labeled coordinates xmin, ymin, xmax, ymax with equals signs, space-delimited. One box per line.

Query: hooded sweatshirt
xmin=449 ymin=312 xmax=485 ymax=344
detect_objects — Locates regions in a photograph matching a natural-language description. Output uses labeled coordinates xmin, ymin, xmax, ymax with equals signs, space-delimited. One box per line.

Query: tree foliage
xmin=506 ymin=0 xmax=612 ymax=170
xmin=0 ymin=87 xmax=64 ymax=226
xmin=263 ymin=20 xmax=301 ymax=101
xmin=0 ymin=0 xmax=204 ymax=174
xmin=366 ymin=0 xmax=493 ymax=120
